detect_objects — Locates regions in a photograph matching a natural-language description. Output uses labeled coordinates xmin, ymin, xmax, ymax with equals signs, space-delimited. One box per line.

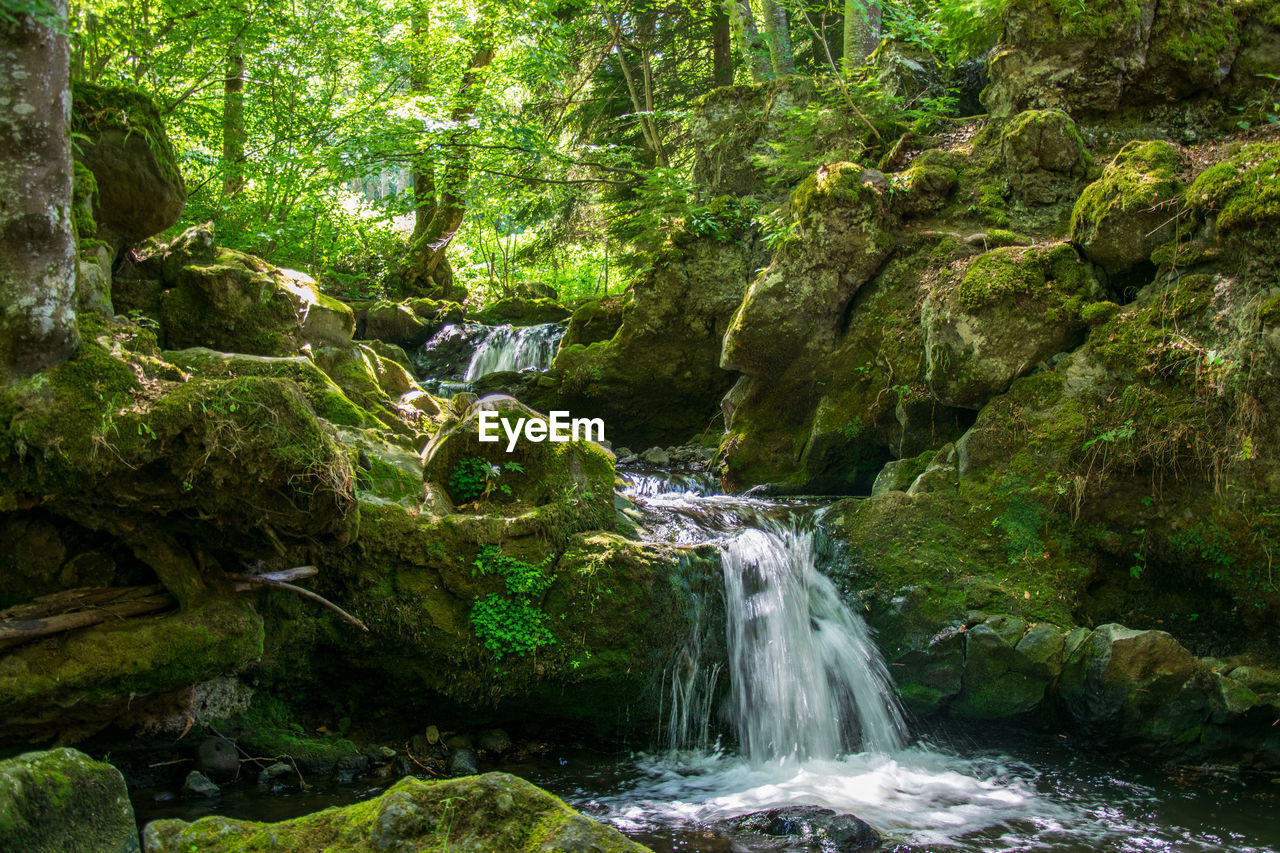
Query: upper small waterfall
xmin=720 ymin=519 xmax=906 ymax=763
xmin=463 ymin=322 xmax=564 ymax=380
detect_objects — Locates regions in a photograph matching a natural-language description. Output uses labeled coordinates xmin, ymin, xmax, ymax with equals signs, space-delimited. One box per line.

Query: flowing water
xmin=131 ymin=468 xmax=1280 ymax=851
xmin=415 ymin=321 xmax=566 ymax=392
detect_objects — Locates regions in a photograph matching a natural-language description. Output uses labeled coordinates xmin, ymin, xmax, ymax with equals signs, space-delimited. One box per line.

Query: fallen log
xmin=0 ymin=585 xmax=176 ymax=650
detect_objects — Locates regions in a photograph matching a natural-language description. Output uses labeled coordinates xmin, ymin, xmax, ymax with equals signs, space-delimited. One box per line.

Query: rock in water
xmin=447 ymin=746 xmax=480 ymax=776
xmin=142 ymin=772 xmax=651 ymax=852
xmin=477 ymin=727 xmax=513 ymax=754
xmin=181 ymin=771 xmax=221 ymax=799
xmin=0 ymin=747 xmax=140 ymax=853
xmin=725 ymin=806 xmax=882 ymax=851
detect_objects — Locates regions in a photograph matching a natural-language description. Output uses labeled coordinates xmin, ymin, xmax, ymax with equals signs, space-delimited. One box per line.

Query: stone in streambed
xmin=724 ymin=806 xmax=882 ymax=851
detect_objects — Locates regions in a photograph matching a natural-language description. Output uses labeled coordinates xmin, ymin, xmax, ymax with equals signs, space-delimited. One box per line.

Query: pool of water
xmin=133 ymin=732 xmax=1280 ymax=852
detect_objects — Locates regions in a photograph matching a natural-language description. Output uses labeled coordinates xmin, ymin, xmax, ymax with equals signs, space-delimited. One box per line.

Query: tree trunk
xmin=843 ymin=0 xmax=881 ymax=70
xmin=760 ymin=0 xmax=795 ymax=76
xmin=410 ymin=9 xmax=436 ymax=241
xmin=221 ymin=40 xmax=246 ymax=200
xmin=0 ymin=0 xmax=79 ymax=380
xmin=404 ymin=42 xmax=495 ymax=290
xmin=726 ymin=0 xmax=770 ymax=82
xmin=712 ymin=4 xmax=734 ymax=87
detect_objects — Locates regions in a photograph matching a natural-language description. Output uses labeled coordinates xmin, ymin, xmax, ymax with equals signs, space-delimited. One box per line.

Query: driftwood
xmin=0 ymin=565 xmax=367 ymax=652
xmin=0 ymin=585 xmax=176 ymax=650
xmin=229 ymin=567 xmax=369 ymax=632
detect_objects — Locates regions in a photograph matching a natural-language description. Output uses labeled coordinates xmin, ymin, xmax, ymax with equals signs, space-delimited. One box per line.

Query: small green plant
xmin=1082 ymin=420 xmax=1135 ymax=451
xmin=469 ymin=546 xmax=556 ymax=659
xmin=448 ymin=457 xmax=525 ymax=502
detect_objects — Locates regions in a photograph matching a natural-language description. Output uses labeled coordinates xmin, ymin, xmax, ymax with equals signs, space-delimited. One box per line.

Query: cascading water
xmin=721 ymin=520 xmax=906 ymax=763
xmin=463 ymin=322 xmax=564 ymax=380
xmin=414 ymin=321 xmax=566 ymax=393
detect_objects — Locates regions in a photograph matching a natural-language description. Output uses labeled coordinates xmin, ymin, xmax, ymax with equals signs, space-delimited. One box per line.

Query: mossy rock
xmin=1071 ymin=140 xmax=1185 ymax=276
xmin=0 ymin=600 xmax=263 ymax=741
xmin=1000 ymin=110 xmax=1088 ymax=206
xmin=165 ymin=347 xmax=382 ymax=430
xmin=0 ymin=747 xmax=138 ymax=853
xmin=313 ymin=344 xmax=424 ymax=436
xmin=922 ymin=242 xmax=1101 ymax=409
xmin=561 ymin=295 xmax=627 ymax=348
xmin=142 ymin=772 xmax=649 ymax=852
xmin=470 ymin=297 xmax=570 ymax=326
xmin=71 ymin=81 xmax=186 ymax=253
xmin=422 ymin=396 xmax=614 ymax=529
xmin=1186 ymin=141 xmax=1280 ymax=235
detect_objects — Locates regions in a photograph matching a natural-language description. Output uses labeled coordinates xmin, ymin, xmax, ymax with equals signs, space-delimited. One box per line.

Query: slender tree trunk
xmin=726 ymin=0 xmax=770 ymax=82
xmin=712 ymin=4 xmax=733 ymax=86
xmin=760 ymin=0 xmax=795 ymax=76
xmin=0 ymin=0 xmax=80 ymax=379
xmin=410 ymin=9 xmax=436 ymax=241
xmin=221 ymin=40 xmax=246 ymax=200
xmin=843 ymin=0 xmax=881 ymax=70
xmin=405 ymin=41 xmax=495 ymax=288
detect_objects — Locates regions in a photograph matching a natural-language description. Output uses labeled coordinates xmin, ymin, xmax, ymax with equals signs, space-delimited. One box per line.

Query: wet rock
xmin=953 ymin=616 xmax=1064 ymax=719
xmin=425 ymin=724 xmax=441 ymax=745
xmin=182 ymin=770 xmax=221 ymax=799
xmin=334 ymin=752 xmax=369 ymax=783
xmin=471 ymin=296 xmax=570 ymax=326
xmin=0 ymin=748 xmax=140 ymax=853
xmin=195 ymin=736 xmax=239 ymax=782
xmin=724 ymin=806 xmax=882 ymax=851
xmin=257 ymin=762 xmax=293 ymax=784
xmin=1059 ymin=624 xmax=1214 ymax=746
xmin=143 ymin=772 xmax=648 ymax=853
xmin=477 ymin=728 xmax=513 ymax=754
xmin=448 ymin=747 xmax=481 ymax=777
xmin=640 ymin=447 xmax=671 ymax=466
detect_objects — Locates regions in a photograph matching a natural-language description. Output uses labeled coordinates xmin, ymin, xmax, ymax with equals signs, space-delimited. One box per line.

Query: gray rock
xmin=196 ymin=736 xmax=240 ymax=782
xmin=724 ymin=806 xmax=881 ymax=851
xmin=257 ymin=762 xmax=292 ymax=784
xmin=0 ymin=747 xmax=140 ymax=853
xmin=640 ymin=447 xmax=671 ymax=466
xmin=182 ymin=770 xmax=221 ymax=799
xmin=447 ymin=747 xmax=481 ymax=777
xmin=477 ymin=728 xmax=513 ymax=754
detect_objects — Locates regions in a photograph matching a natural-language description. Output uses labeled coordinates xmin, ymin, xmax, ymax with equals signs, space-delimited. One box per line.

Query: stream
xmin=133 ymin=466 xmax=1280 ymax=851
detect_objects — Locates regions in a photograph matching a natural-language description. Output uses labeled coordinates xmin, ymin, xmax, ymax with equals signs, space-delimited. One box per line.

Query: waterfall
xmin=720 ymin=519 xmax=906 ymax=763
xmin=463 ymin=322 xmax=565 ymax=380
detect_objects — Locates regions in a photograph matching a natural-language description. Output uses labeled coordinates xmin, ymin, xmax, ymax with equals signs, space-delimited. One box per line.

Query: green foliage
xmin=469 ymin=547 xmax=556 ymax=659
xmin=448 ymin=457 xmax=524 ymax=502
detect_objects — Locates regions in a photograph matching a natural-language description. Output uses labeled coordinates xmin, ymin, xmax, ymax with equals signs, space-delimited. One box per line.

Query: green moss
xmin=143 ymin=772 xmax=645 ymax=852
xmin=71 ymin=81 xmax=184 ymax=189
xmin=70 ymin=161 xmax=97 ymax=240
xmin=1081 ymin=300 xmax=1121 ymax=326
xmin=1187 ymin=143 xmax=1280 ymax=233
xmin=470 ymin=297 xmax=569 ymax=326
xmin=1070 ymin=140 xmax=1183 ymax=244
xmin=956 ymin=243 xmax=1092 ymax=312
xmin=1044 ymin=0 xmax=1143 ymax=39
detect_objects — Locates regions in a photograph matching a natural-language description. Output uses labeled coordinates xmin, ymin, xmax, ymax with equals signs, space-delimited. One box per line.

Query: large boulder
xmin=1071 ymin=140 xmax=1185 ymax=277
xmin=421 ymin=395 xmax=614 ymax=527
xmin=143 ymin=773 xmax=647 ymax=852
xmin=689 ymin=78 xmax=813 ymax=196
xmin=922 ymin=243 xmax=1102 ymax=409
xmin=71 ymin=82 xmax=186 ymax=254
xmin=153 ymin=224 xmax=355 ymax=356
xmin=1000 ymin=110 xmax=1089 ymax=207
xmin=982 ymin=0 xmax=1278 ymax=121
xmin=1059 ymin=624 xmax=1214 ymax=745
xmin=0 ymin=747 xmax=139 ymax=853
xmin=952 ymin=617 xmax=1065 ymax=719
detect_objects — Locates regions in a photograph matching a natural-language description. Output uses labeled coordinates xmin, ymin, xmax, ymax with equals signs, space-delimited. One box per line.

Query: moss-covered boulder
xmin=561 ymin=295 xmax=627 ymax=348
xmin=142 ymin=772 xmax=648 ymax=852
xmin=952 ymin=617 xmax=1065 ymax=719
xmin=1059 ymin=624 xmax=1215 ymax=745
xmin=1071 ymin=140 xmax=1185 ymax=277
xmin=983 ymin=0 xmax=1276 ymax=121
xmin=0 ymin=747 xmax=139 ymax=853
xmin=689 ymin=78 xmax=813 ymax=196
xmin=313 ymin=343 xmax=428 ymax=436
xmin=362 ymin=298 xmax=467 ymax=349
xmin=1186 ymin=141 xmax=1280 ymax=251
xmin=154 ymin=224 xmax=355 ymax=356
xmin=471 ymin=297 xmax=570 ymax=327
xmin=422 ymin=395 xmax=614 ymax=527
xmin=1000 ymin=110 xmax=1089 ymax=207
xmin=71 ymin=82 xmax=185 ymax=254
xmin=922 ymin=243 xmax=1102 ymax=409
